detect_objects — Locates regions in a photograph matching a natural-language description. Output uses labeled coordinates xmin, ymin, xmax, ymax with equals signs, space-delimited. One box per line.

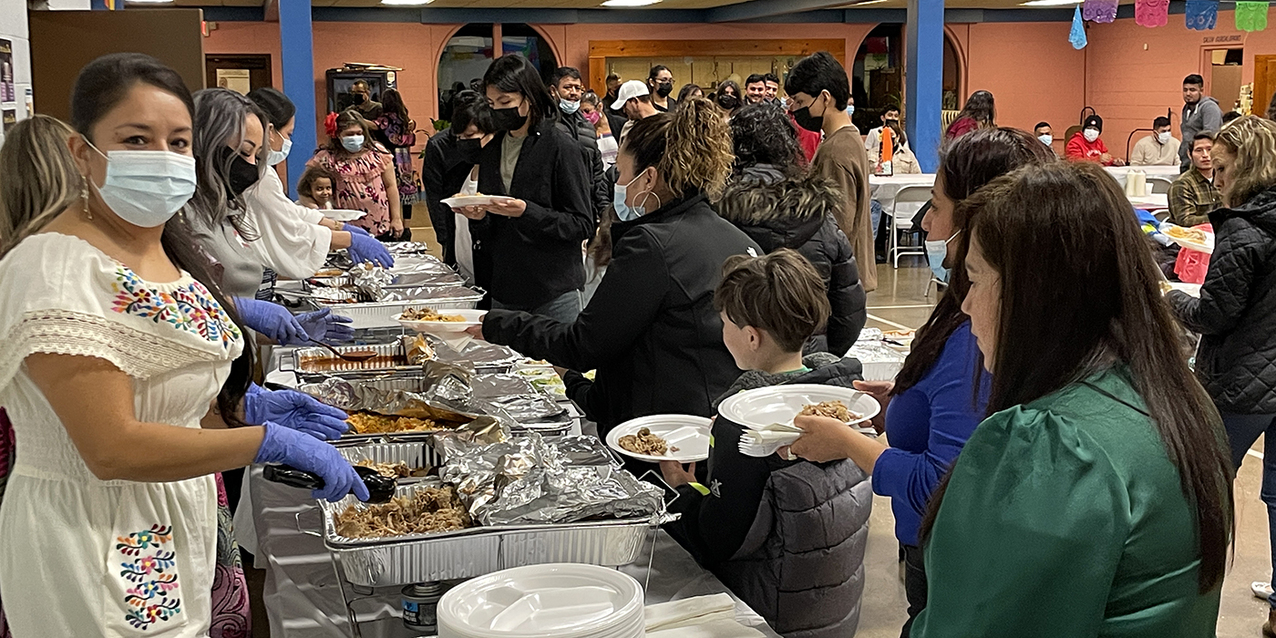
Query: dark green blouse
xmin=912 ymin=367 xmax=1221 ymax=638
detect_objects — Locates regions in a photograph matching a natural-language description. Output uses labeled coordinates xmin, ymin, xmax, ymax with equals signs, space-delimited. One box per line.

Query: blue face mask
xmin=559 ymin=98 xmax=581 ymax=115
xmin=846 ymin=104 xmax=855 ymax=117
xmin=925 ymin=230 xmax=961 ymax=283
xmin=341 ymin=135 xmax=365 ymax=153
xmin=614 ymin=171 xmax=655 ymax=222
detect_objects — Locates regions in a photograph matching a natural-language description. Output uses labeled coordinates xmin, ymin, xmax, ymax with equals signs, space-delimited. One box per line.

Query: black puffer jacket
xmin=716 ymin=164 xmax=868 ymax=356
xmin=556 ymin=109 xmax=610 ymax=223
xmin=483 ymin=194 xmax=760 ymax=435
xmin=1169 ymin=185 xmax=1276 ymax=414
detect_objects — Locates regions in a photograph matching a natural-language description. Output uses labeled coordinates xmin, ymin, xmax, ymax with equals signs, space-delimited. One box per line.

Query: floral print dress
xmin=0 ymin=233 xmax=243 ymax=637
xmin=308 ymin=146 xmax=394 ymax=235
xmin=375 ymin=113 xmax=420 ymax=209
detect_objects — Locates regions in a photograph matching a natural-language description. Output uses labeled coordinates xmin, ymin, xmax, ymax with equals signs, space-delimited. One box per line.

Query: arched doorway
xmin=851 ymin=24 xmax=903 ymax=133
xmin=942 ymin=31 xmax=963 ymax=111
xmin=435 ymin=23 xmax=559 ymax=124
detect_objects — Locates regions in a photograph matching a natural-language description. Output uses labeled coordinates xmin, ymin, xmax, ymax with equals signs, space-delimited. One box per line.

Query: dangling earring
xmin=81 ymin=177 xmax=92 ymax=221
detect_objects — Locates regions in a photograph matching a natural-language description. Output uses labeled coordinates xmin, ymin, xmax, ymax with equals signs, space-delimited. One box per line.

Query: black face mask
xmin=716 ymin=94 xmax=740 ymax=111
xmin=792 ymin=104 xmax=824 ymax=133
xmin=219 ymin=146 xmax=261 ymax=199
xmin=492 ymin=105 xmax=528 ymax=131
xmin=456 ymin=137 xmax=483 ymax=163
xmin=656 ymin=82 xmax=674 ymax=98
xmin=884 ymin=118 xmax=899 ymax=127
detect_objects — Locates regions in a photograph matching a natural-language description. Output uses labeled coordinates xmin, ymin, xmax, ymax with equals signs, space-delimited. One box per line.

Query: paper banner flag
xmin=1135 ymin=0 xmax=1169 ymax=26
xmin=1082 ymin=0 xmax=1118 ymax=23
xmin=1185 ymin=0 xmax=1218 ymax=30
xmin=1235 ymin=0 xmax=1268 ymax=31
xmin=1071 ymin=6 xmax=1089 ymax=49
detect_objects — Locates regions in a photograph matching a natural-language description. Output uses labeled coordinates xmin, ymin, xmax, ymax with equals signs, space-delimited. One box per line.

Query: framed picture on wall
xmin=0 ymin=39 xmax=15 ymax=105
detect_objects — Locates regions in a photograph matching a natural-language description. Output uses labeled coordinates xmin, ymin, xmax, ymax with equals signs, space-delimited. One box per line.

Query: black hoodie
xmin=716 ymin=164 xmax=868 ymax=355
xmin=1170 ymin=185 xmax=1276 ymax=413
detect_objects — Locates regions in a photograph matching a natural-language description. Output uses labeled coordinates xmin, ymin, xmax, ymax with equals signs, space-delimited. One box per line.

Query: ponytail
xmin=623 ymin=97 xmax=734 ymax=200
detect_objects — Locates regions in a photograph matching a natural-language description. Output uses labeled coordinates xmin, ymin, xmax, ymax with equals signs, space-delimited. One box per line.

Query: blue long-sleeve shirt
xmin=872 ymin=321 xmax=988 ymax=546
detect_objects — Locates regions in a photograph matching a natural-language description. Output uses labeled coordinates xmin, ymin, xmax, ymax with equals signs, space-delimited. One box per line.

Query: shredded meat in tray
xmin=334 ymin=486 xmax=471 ymax=539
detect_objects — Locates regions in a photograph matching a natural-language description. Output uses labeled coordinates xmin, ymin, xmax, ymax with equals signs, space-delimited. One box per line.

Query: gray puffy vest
xmin=715 ymin=459 xmax=872 ymax=638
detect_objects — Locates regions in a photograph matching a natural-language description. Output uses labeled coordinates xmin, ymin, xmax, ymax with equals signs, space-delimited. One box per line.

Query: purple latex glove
xmin=342 ymin=223 xmax=371 ymax=237
xmin=235 ymin=297 xmax=308 ymax=344
xmin=294 ymin=307 xmax=354 ymax=343
xmin=347 ymin=233 xmax=395 ymax=268
xmin=254 ymin=422 xmax=369 ymax=502
xmin=244 ymin=384 xmax=349 ymax=441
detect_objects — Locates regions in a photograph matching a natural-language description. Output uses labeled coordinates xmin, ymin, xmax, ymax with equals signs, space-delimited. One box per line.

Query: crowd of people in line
xmin=0 ymin=44 xmax=1274 ymax=638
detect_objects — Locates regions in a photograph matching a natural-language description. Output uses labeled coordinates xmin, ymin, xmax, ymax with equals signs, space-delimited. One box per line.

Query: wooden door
xmin=1255 ymin=55 xmax=1276 ymax=117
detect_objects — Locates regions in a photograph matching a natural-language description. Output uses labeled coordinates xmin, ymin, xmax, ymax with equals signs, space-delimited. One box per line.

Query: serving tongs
xmin=263 ymin=464 xmax=398 ymax=503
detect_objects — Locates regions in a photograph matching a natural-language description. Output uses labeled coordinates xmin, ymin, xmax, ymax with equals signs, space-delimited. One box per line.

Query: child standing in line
xmin=661 ymin=249 xmax=873 ymax=638
xmin=296 ymin=165 xmax=336 ymax=210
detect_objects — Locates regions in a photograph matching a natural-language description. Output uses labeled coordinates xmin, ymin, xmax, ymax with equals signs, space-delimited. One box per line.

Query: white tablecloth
xmin=870 ymin=174 xmax=935 ymax=214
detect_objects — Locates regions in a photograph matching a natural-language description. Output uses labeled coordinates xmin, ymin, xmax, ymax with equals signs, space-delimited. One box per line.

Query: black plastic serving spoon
xmin=262 ymin=464 xmax=397 ymax=504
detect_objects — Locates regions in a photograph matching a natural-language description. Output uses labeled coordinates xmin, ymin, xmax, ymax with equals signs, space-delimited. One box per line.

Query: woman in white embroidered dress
xmin=0 ymin=53 xmax=367 ymax=638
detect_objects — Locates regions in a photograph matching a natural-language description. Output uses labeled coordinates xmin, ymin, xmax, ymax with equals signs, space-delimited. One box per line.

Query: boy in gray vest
xmin=661 ymin=249 xmax=873 ymax=638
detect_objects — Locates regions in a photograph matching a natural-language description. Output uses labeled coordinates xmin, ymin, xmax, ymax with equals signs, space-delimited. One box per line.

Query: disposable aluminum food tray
xmin=336 ymin=440 xmax=439 ymax=475
xmin=319 ymin=481 xmax=667 ymax=587
xmin=285 ymin=342 xmax=420 ymax=383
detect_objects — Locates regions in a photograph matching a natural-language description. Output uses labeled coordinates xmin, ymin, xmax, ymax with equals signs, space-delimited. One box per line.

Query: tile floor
xmin=381 ymin=221 xmax=1275 ymax=637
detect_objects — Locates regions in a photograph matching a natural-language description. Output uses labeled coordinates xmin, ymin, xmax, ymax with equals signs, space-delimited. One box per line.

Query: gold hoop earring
xmin=81 ymin=178 xmax=92 ymax=220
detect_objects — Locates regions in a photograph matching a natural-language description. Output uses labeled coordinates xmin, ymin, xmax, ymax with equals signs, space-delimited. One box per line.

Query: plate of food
xmin=606 ymin=415 xmax=712 ymax=463
xmin=1160 ymin=223 xmax=1214 ymax=254
xmin=718 ymin=384 xmax=880 ymax=432
xmin=393 ymin=308 xmax=485 ymax=334
xmin=442 ymin=194 xmax=515 ymax=208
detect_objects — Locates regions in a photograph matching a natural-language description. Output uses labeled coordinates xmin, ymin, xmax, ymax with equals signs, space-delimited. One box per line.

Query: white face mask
xmin=1157 ymin=131 xmax=1172 ymax=145
xmin=1039 ymin=134 xmax=1053 ymax=146
xmin=88 ymin=144 xmax=196 ymax=228
xmin=1083 ymin=128 xmax=1100 ymax=143
xmin=341 ymin=135 xmax=364 ymax=152
xmin=559 ymin=98 xmax=581 ymax=115
xmin=614 ymin=170 xmax=658 ymax=222
xmin=924 ymin=230 xmax=961 ymax=283
xmin=268 ymin=136 xmax=292 ymax=166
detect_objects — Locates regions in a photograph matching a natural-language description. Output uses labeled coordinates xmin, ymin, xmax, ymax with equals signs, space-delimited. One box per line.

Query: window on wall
xmin=435 ymin=23 xmax=559 ymax=129
xmin=852 ymin=24 xmax=902 ymax=133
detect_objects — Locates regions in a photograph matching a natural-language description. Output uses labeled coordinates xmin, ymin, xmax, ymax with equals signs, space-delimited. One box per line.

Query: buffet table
xmin=246 ymin=343 xmax=780 ymax=638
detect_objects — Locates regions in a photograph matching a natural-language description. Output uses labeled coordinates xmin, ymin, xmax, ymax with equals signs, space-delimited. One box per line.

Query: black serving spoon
xmin=263 ymin=464 xmax=397 ymax=504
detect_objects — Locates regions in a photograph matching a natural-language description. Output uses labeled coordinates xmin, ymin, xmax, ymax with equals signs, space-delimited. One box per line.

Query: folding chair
xmin=889 ymin=185 xmax=930 ymax=268
xmin=1148 ymin=176 xmax=1173 ymax=195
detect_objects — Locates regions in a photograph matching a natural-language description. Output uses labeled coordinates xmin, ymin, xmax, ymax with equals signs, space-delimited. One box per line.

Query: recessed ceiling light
xmin=601 ymin=0 xmax=662 ymax=6
xmin=1020 ymin=0 xmax=1081 ymax=5
xmin=125 ymin=0 xmax=175 ymax=4
xmin=381 ymin=0 xmax=432 ymax=5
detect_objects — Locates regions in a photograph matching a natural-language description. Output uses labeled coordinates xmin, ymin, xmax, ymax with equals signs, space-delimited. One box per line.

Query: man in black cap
xmin=1065 ymin=114 xmax=1126 ymax=166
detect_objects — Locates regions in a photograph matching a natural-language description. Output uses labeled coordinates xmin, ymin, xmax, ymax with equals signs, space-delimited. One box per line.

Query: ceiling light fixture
xmin=1019 ymin=0 xmax=1082 ymax=5
xmin=381 ymin=0 xmax=432 ymax=5
xmin=125 ymin=0 xmax=176 ymax=4
xmin=848 ymin=0 xmax=891 ymax=6
xmin=601 ymin=0 xmax=663 ymax=7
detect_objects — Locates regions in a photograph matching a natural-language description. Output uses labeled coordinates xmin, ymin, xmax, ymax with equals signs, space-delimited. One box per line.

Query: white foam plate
xmin=718 ymin=384 xmax=880 ymax=431
xmin=443 ymin=195 xmax=515 ymax=208
xmin=1167 ymin=282 xmax=1202 ymax=297
xmin=393 ymin=308 xmax=485 ymax=334
xmin=606 ymin=415 xmax=711 ymax=463
xmin=320 ymin=208 xmax=367 ymax=222
xmin=1160 ymin=223 xmax=1215 ymax=254
xmin=438 ymin=563 xmax=644 ymax=638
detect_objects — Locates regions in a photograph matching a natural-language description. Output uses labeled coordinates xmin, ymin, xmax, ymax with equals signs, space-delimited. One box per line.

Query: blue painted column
xmin=280 ymin=0 xmax=315 ymax=199
xmin=905 ymin=0 xmax=944 ymax=172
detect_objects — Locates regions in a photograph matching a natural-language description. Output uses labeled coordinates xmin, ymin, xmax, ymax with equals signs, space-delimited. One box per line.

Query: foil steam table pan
xmin=320 ymin=481 xmax=667 ymax=587
xmin=286 ymin=342 xmax=420 ymax=383
xmin=331 ymin=435 xmax=616 ymax=485
xmin=400 ymin=334 xmax=522 ymax=374
xmin=317 ymin=288 xmax=485 ymax=329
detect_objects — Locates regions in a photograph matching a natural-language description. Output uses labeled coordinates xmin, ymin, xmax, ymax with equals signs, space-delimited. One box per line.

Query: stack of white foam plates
xmin=437 ymin=563 xmax=645 ymax=638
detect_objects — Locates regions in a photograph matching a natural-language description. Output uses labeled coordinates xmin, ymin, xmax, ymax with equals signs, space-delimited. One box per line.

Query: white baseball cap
xmin=610 ymin=80 xmax=650 ymax=111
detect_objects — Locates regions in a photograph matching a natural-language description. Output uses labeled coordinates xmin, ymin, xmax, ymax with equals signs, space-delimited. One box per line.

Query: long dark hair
xmin=69 ymin=53 xmax=253 ymax=426
xmin=482 ymin=54 xmax=552 ymax=130
xmin=956 ymin=90 xmax=996 ymax=127
xmin=190 ymin=88 xmax=265 ymax=239
xmin=729 ymin=103 xmax=805 ymax=177
xmin=923 ymin=161 xmax=1233 ymax=593
xmin=380 ymin=88 xmax=411 ymax=125
xmin=246 ymin=86 xmax=295 ymax=130
xmin=894 ymin=127 xmax=1055 ymax=393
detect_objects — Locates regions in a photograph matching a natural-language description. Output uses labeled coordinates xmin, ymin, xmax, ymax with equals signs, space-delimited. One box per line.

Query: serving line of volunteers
xmin=0 ymin=47 xmax=1265 ymax=638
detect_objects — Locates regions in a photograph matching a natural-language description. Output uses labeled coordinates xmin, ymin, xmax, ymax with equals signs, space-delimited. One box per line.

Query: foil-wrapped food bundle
xmin=439 ymin=433 xmax=663 ymax=526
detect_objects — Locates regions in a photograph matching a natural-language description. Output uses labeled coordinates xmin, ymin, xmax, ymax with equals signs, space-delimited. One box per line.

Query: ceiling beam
xmin=706 ymin=0 xmax=861 ymax=22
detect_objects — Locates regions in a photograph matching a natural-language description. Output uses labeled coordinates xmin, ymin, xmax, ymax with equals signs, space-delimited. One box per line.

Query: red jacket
xmin=790 ymin=113 xmax=821 ymax=163
xmin=1065 ymin=132 xmax=1114 ymax=164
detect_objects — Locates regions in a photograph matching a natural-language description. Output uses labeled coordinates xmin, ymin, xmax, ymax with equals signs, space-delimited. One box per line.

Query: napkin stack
xmin=644 ymin=594 xmax=764 ymax=638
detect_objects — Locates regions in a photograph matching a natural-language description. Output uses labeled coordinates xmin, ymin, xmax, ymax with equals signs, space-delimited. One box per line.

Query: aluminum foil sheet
xmin=419 ymin=335 xmax=523 ymax=372
xmin=385 ymin=242 xmax=432 ymax=256
xmin=381 ymin=286 xmax=484 ymax=306
xmin=848 ymin=340 xmax=907 ymax=364
xmin=439 ymin=433 xmax=663 ymax=526
xmin=350 ymin=262 xmax=398 ymax=300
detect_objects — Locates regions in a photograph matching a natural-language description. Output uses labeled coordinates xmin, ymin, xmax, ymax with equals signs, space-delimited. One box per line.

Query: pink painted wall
xmin=949 ymin=22 xmax=1086 ymax=155
xmin=1083 ymin=6 xmax=1276 ymax=161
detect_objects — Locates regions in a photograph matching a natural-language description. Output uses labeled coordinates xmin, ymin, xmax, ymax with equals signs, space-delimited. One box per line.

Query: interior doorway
xmin=1256 ymin=54 xmax=1276 ymax=118
xmin=435 ymin=23 xmax=557 ymax=129
xmin=205 ymin=54 xmax=271 ymax=93
xmin=1204 ymin=47 xmax=1243 ymax=113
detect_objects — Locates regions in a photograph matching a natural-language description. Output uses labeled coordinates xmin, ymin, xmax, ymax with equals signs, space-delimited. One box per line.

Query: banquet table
xmin=870 ymin=173 xmax=935 ymax=214
xmin=243 ymin=347 xmax=782 ymax=638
